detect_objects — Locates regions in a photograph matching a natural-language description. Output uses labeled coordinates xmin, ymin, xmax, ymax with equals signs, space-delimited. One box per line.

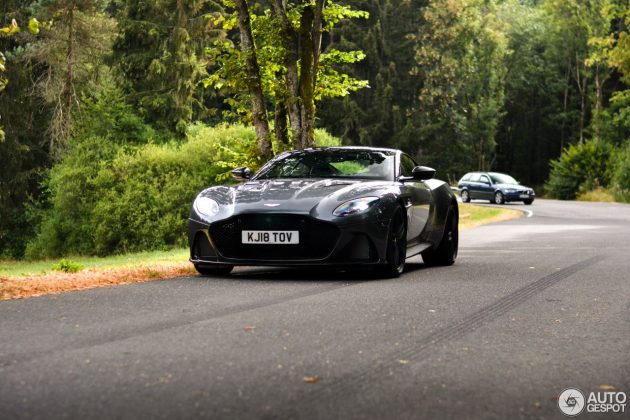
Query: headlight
xmin=194 ymin=196 xmax=220 ymax=220
xmin=504 ymin=188 xmax=516 ymax=193
xmin=333 ymin=197 xmax=380 ymax=217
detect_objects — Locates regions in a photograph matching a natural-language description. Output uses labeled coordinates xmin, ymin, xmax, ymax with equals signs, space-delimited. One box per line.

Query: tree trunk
xmin=271 ymin=0 xmax=302 ymax=147
xmin=234 ymin=0 xmax=272 ymax=159
xmin=297 ymin=4 xmax=315 ymax=149
xmin=268 ymin=0 xmax=326 ymax=150
xmin=274 ymin=86 xmax=289 ymax=148
xmin=311 ymin=0 xmax=325 ymax=89
xmin=52 ymin=4 xmax=76 ymax=156
xmin=574 ymin=53 xmax=586 ymax=144
xmin=65 ymin=6 xmax=74 ymax=119
xmin=560 ymin=58 xmax=571 ymax=151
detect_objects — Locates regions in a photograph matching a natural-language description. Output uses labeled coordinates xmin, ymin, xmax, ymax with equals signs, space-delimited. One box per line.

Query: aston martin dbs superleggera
xmin=188 ymin=147 xmax=458 ymax=277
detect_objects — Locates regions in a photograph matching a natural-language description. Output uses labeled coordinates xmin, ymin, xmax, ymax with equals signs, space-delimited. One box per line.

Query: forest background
xmin=1 ymin=0 xmax=629 ymax=259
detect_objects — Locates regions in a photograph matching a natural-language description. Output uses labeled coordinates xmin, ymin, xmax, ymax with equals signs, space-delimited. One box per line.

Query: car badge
xmin=264 ymin=203 xmax=281 ymax=207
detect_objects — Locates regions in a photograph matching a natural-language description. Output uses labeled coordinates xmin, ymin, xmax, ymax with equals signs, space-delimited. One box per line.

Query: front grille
xmin=209 ymin=214 xmax=340 ymax=260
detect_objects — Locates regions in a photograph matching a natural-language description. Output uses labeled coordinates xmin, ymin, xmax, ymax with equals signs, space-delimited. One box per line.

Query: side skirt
xmin=405 ymin=242 xmax=433 ymax=259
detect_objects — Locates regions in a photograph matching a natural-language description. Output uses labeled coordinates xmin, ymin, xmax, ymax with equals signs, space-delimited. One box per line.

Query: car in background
xmin=458 ymin=172 xmax=535 ymax=205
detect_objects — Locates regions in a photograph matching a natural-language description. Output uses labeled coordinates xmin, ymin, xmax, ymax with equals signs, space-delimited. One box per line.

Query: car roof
xmin=292 ymin=146 xmax=401 ymax=154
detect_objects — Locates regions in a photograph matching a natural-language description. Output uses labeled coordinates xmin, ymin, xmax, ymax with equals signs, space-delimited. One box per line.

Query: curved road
xmin=1 ymin=199 xmax=629 ymax=419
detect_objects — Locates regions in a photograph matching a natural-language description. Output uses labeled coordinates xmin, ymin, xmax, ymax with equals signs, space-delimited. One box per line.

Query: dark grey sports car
xmin=188 ymin=147 xmax=458 ymax=278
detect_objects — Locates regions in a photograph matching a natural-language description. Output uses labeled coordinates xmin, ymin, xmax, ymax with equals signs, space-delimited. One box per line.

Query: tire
xmin=195 ymin=264 xmax=233 ymax=276
xmin=460 ymin=189 xmax=471 ymax=203
xmin=523 ymin=199 xmax=533 ymax=205
xmin=494 ymin=191 xmax=505 ymax=205
xmin=378 ymin=207 xmax=407 ymax=278
xmin=422 ymin=206 xmax=458 ymax=266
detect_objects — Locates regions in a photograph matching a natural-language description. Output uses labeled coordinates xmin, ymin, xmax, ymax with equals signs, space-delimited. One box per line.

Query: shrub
xmin=611 ymin=141 xmax=630 ymax=202
xmin=88 ymin=124 xmax=258 ymax=255
xmin=545 ymin=139 xmax=613 ymax=200
xmin=27 ymin=124 xmax=341 ymax=257
xmin=51 ymin=259 xmax=84 ymax=273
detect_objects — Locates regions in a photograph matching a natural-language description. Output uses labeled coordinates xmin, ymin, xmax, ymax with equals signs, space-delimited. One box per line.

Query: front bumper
xmin=189 ymin=213 xmax=390 ymax=267
xmin=503 ymin=191 xmax=535 ymax=202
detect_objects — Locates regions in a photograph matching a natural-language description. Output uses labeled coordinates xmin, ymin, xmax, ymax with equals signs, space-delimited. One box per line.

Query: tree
xmin=206 ymin=0 xmax=368 ymax=156
xmin=17 ymin=0 xmax=115 ymax=157
xmin=113 ymin=0 xmax=225 ymax=135
xmin=410 ymin=0 xmax=509 ymax=179
xmin=590 ymin=0 xmax=630 ymax=146
xmin=318 ymin=0 xmax=428 ymax=150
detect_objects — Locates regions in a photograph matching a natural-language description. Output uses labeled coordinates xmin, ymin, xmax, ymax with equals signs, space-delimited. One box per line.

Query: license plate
xmin=519 ymin=194 xmax=529 ymax=199
xmin=242 ymin=230 xmax=299 ymax=244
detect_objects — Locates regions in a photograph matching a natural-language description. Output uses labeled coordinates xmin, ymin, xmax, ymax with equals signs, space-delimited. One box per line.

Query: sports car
xmin=188 ymin=147 xmax=458 ymax=278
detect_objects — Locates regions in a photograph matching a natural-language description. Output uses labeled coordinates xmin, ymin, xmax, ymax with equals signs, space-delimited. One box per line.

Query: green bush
xmin=88 ymin=124 xmax=258 ymax=255
xmin=612 ymin=141 xmax=630 ymax=202
xmin=27 ymin=123 xmax=342 ymax=258
xmin=545 ymin=139 xmax=614 ymax=200
xmin=51 ymin=259 xmax=84 ymax=273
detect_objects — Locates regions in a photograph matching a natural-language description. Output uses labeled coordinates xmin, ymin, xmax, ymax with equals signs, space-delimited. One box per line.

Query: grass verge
xmin=459 ymin=203 xmax=523 ymax=230
xmin=0 ymin=249 xmax=194 ymax=300
xmin=1 ymin=204 xmax=523 ymax=300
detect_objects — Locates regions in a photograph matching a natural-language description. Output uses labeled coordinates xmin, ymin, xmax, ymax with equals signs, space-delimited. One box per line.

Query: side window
xmin=399 ymin=154 xmax=416 ymax=177
xmin=461 ymin=173 xmax=471 ymax=182
xmin=480 ymin=175 xmax=491 ymax=184
xmin=469 ymin=173 xmax=481 ymax=182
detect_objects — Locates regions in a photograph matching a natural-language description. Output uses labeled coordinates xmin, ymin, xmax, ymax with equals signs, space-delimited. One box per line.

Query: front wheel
xmin=460 ymin=189 xmax=471 ymax=203
xmin=422 ymin=206 xmax=458 ymax=266
xmin=494 ymin=191 xmax=505 ymax=205
xmin=194 ymin=264 xmax=234 ymax=276
xmin=523 ymin=199 xmax=534 ymax=205
xmin=378 ymin=207 xmax=407 ymax=278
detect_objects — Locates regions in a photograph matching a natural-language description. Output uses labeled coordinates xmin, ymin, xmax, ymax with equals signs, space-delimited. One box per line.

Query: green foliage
xmin=313 ymin=128 xmax=342 ymax=147
xmin=545 ymin=139 xmax=614 ymax=200
xmin=412 ymin=0 xmax=509 ymax=176
xmin=611 ymin=141 xmax=630 ymax=201
xmin=51 ymin=259 xmax=83 ymax=273
xmin=204 ymin=0 xmax=368 ymax=147
xmin=27 ymin=124 xmax=340 ymax=257
xmin=113 ymin=0 xmax=225 ymax=135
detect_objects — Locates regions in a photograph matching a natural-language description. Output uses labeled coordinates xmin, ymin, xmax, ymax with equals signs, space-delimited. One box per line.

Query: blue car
xmin=457 ymin=172 xmax=535 ymax=205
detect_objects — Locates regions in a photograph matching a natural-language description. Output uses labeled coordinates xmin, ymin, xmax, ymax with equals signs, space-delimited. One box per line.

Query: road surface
xmin=1 ymin=199 xmax=629 ymax=419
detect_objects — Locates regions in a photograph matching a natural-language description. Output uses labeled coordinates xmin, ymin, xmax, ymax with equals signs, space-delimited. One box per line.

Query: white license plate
xmin=242 ymin=230 xmax=299 ymax=244
xmin=519 ymin=194 xmax=529 ymax=198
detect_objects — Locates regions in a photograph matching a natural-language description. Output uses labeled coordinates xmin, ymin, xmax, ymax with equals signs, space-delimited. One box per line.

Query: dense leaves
xmin=545 ymin=139 xmax=613 ymax=200
xmin=26 ymin=125 xmax=339 ymax=257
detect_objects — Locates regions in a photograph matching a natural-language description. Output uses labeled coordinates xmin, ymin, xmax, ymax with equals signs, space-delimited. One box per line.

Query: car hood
xmin=197 ymin=178 xmax=397 ymax=220
xmin=495 ymin=183 xmax=533 ymax=191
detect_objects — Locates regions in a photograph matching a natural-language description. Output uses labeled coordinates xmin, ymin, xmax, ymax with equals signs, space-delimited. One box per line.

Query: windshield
xmin=489 ymin=173 xmax=518 ymax=185
xmin=254 ymin=149 xmax=395 ymax=181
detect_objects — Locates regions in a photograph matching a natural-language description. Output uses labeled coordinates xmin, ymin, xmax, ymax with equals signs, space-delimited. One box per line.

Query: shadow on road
xmin=190 ymin=262 xmax=430 ymax=282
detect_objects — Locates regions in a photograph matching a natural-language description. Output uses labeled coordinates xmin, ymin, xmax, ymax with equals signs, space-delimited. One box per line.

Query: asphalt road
xmin=1 ymin=199 xmax=629 ymax=419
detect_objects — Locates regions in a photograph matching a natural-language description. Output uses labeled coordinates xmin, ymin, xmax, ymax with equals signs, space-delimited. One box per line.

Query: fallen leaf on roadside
xmin=303 ymin=376 xmax=320 ymax=384
xmin=599 ymin=384 xmax=616 ymax=391
xmin=243 ymin=325 xmax=256 ymax=332
xmin=398 ymin=359 xmax=409 ymax=364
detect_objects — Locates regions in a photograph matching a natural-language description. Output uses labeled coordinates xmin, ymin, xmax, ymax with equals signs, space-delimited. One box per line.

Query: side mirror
xmin=411 ymin=166 xmax=435 ymax=180
xmin=231 ymin=166 xmax=252 ymax=180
